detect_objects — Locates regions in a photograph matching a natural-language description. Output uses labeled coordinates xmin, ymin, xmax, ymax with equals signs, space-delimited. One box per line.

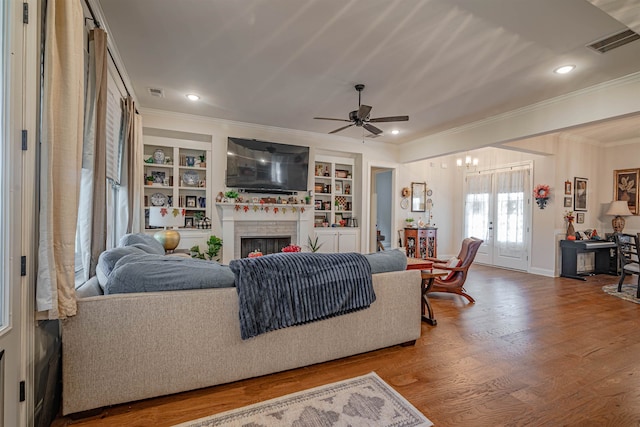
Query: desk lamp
xmin=605 ymin=200 xmax=632 ymax=233
xmin=149 ymin=207 xmax=185 ymax=252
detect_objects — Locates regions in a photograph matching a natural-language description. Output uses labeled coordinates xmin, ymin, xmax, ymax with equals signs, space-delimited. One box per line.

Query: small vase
xmin=153 ymin=149 xmax=165 ymax=164
xmin=566 ymin=219 xmax=575 ymax=238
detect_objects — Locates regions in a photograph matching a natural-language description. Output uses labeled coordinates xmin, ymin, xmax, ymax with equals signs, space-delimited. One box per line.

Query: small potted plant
xmin=307 ymin=235 xmax=323 ymax=253
xmin=405 ymin=218 xmax=415 ymax=228
xmin=199 ymin=152 xmax=206 ymax=168
xmin=145 ymin=175 xmax=154 ymax=186
xmin=224 ymin=190 xmax=239 ymax=202
xmin=190 ymin=235 xmax=223 ymax=261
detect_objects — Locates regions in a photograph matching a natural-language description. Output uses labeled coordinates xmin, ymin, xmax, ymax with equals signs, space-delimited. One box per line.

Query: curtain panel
xmin=36 ymin=0 xmax=84 ymax=319
xmin=77 ymin=28 xmax=108 ymax=282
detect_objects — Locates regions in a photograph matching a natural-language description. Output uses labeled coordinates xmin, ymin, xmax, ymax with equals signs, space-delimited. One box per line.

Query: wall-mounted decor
xmin=411 ymin=182 xmax=426 ymax=212
xmin=533 ymin=184 xmax=550 ymax=209
xmin=573 ymin=177 xmax=588 ymax=211
xmin=576 ymin=212 xmax=585 ymax=224
xmin=564 ymin=197 xmax=572 ymax=208
xmin=564 ymin=180 xmax=571 ymax=195
xmin=613 ymin=169 xmax=639 ymax=215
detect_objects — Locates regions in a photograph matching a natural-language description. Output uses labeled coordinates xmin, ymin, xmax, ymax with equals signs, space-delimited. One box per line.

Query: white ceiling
xmin=95 ymin=0 xmax=640 ymax=146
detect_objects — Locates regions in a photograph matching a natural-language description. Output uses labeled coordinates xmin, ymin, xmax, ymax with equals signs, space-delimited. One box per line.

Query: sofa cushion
xmin=118 ymin=233 xmax=165 ymax=255
xmin=75 ymin=276 xmax=103 ymax=298
xmin=104 ymin=253 xmax=235 ymax=294
xmin=363 ymin=249 xmax=407 ymax=274
xmin=96 ymin=246 xmax=147 ymax=290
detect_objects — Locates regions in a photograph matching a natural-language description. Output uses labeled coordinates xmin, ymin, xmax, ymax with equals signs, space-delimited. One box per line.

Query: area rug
xmin=603 ymin=284 xmax=640 ymax=304
xmin=172 ymin=372 xmax=433 ymax=427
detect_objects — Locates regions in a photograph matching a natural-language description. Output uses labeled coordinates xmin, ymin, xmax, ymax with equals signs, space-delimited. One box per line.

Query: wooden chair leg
xmin=637 ymin=275 xmax=640 ymax=299
xmin=460 ymin=289 xmax=475 ymax=304
xmin=618 ymin=271 xmax=627 ymax=292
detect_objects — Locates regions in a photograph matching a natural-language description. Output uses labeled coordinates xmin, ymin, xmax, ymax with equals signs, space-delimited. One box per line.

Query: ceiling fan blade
xmin=329 ymin=123 xmax=355 ymax=134
xmin=356 ymin=105 xmax=372 ymax=121
xmin=314 ymin=117 xmax=351 ymax=122
xmin=363 ymin=123 xmax=383 ymax=135
xmin=369 ymin=115 xmax=409 ymax=123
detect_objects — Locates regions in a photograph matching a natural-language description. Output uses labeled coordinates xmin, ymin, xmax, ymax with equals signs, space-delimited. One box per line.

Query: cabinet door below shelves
xmin=314 ymin=232 xmax=337 ymax=253
xmin=338 ymin=230 xmax=358 ymax=253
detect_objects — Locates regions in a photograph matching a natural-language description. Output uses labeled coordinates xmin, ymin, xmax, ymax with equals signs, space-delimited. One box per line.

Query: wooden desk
xmin=420 ymin=269 xmax=448 ymax=326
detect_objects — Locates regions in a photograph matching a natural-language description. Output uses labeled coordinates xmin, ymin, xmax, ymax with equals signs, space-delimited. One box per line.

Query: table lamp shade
xmin=605 ymin=200 xmax=632 ymax=232
xmin=149 ymin=207 xmax=185 ymax=251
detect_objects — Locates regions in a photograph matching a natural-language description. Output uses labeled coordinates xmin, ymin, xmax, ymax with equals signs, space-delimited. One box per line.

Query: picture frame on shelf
xmin=186 ymin=195 xmax=197 ymax=208
xmin=151 ymin=170 xmax=165 ymax=184
xmin=184 ymin=217 xmax=194 ymax=228
xmin=613 ymin=168 xmax=639 ymax=215
xmin=564 ymin=197 xmax=572 ymax=208
xmin=334 ymin=181 xmax=343 ymax=195
xmin=573 ymin=177 xmax=588 ymax=211
xmin=576 ymin=212 xmax=584 ymax=224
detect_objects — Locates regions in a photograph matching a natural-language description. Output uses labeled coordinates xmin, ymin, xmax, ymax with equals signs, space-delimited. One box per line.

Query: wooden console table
xmin=404 ymin=227 xmax=437 ymax=259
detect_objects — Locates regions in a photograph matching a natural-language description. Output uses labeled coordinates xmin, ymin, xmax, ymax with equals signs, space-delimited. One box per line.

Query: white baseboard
xmin=528 ymin=267 xmax=556 ymax=277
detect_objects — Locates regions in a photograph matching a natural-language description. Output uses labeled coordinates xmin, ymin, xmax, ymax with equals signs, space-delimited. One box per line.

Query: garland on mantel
xmin=216 ymin=202 xmax=307 ymax=215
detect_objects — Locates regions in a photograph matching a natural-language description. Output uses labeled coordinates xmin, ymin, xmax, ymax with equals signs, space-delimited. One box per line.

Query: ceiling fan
xmin=314 ymin=84 xmax=409 ymax=136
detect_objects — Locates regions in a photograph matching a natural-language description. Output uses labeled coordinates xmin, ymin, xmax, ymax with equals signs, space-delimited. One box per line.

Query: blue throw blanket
xmin=229 ymin=252 xmax=375 ymax=340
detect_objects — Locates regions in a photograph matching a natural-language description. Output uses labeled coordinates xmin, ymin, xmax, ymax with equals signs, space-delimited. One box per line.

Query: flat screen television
xmin=226 ymin=137 xmax=309 ymax=193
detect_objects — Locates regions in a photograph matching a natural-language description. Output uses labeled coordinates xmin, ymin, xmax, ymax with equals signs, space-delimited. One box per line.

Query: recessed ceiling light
xmin=186 ymin=94 xmax=200 ymax=101
xmin=554 ymin=65 xmax=575 ymax=74
xmin=391 ymin=129 xmax=400 ymax=135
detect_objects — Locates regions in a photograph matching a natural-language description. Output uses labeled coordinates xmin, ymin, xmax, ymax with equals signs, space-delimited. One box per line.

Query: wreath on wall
xmin=533 ymin=184 xmax=550 ymax=209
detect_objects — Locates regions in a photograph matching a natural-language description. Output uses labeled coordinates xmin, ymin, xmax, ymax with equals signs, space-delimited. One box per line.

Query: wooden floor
xmin=52 ymin=265 xmax=640 ymax=426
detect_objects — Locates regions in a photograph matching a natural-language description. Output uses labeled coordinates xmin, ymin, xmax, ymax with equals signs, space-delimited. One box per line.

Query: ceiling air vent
xmin=148 ymin=87 xmax=164 ymax=97
xmin=587 ymin=29 xmax=640 ymax=53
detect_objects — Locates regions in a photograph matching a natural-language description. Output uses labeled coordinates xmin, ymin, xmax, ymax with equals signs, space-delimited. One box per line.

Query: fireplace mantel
xmin=216 ymin=203 xmax=313 ymax=264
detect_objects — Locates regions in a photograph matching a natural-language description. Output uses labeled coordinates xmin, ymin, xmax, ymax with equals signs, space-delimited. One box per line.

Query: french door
xmin=0 ymin=2 xmax=26 ymax=425
xmin=464 ymin=164 xmax=531 ymax=271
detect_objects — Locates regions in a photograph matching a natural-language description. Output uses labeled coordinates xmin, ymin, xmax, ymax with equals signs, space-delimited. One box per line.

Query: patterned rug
xmin=172 ymin=372 xmax=433 ymax=427
xmin=603 ymin=283 xmax=640 ymax=304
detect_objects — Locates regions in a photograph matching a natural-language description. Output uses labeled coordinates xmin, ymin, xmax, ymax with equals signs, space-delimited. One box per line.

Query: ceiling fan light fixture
xmin=186 ymin=93 xmax=200 ymax=101
xmin=553 ymin=65 xmax=575 ymax=74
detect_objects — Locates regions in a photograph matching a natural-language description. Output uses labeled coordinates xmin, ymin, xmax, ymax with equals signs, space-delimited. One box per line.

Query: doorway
xmin=464 ymin=163 xmax=531 ymax=271
xmin=369 ymin=167 xmax=394 ymax=253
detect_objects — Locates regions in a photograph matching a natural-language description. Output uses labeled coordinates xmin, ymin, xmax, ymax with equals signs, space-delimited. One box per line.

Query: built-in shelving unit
xmin=312 ymin=155 xmax=359 ymax=253
xmin=142 ymin=136 xmax=212 ymax=250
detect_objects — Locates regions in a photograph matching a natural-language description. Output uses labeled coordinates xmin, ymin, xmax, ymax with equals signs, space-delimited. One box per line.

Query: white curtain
xmin=77 ymin=28 xmax=108 ymax=281
xmin=495 ymin=169 xmax=526 ymax=253
xmin=125 ymin=98 xmax=143 ymax=233
xmin=465 ymin=174 xmax=491 ymax=241
xmin=36 ymin=0 xmax=84 ymax=318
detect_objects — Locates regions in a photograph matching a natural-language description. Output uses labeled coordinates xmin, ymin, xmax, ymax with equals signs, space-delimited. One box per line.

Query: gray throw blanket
xmin=229 ymin=252 xmax=375 ymax=340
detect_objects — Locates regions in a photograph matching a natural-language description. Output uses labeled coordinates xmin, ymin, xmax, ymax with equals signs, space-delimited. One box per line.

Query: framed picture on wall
xmin=564 ymin=197 xmax=572 ymax=208
xmin=576 ymin=212 xmax=584 ymax=224
xmin=574 ymin=177 xmax=588 ymax=211
xmin=564 ymin=180 xmax=571 ymax=195
xmin=613 ymin=169 xmax=640 ymax=215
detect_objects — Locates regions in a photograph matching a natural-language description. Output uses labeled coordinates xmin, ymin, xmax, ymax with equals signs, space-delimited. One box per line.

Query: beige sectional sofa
xmin=61 ymin=269 xmax=422 ymax=415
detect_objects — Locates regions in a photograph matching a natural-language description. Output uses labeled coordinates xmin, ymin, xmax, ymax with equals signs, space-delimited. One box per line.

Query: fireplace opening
xmin=241 ymin=236 xmax=291 ymax=258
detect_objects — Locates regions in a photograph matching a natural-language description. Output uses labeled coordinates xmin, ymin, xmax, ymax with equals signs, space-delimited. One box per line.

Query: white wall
xmin=140 ymin=108 xmax=639 ymax=276
xmin=140 ymin=108 xmax=402 ymax=251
